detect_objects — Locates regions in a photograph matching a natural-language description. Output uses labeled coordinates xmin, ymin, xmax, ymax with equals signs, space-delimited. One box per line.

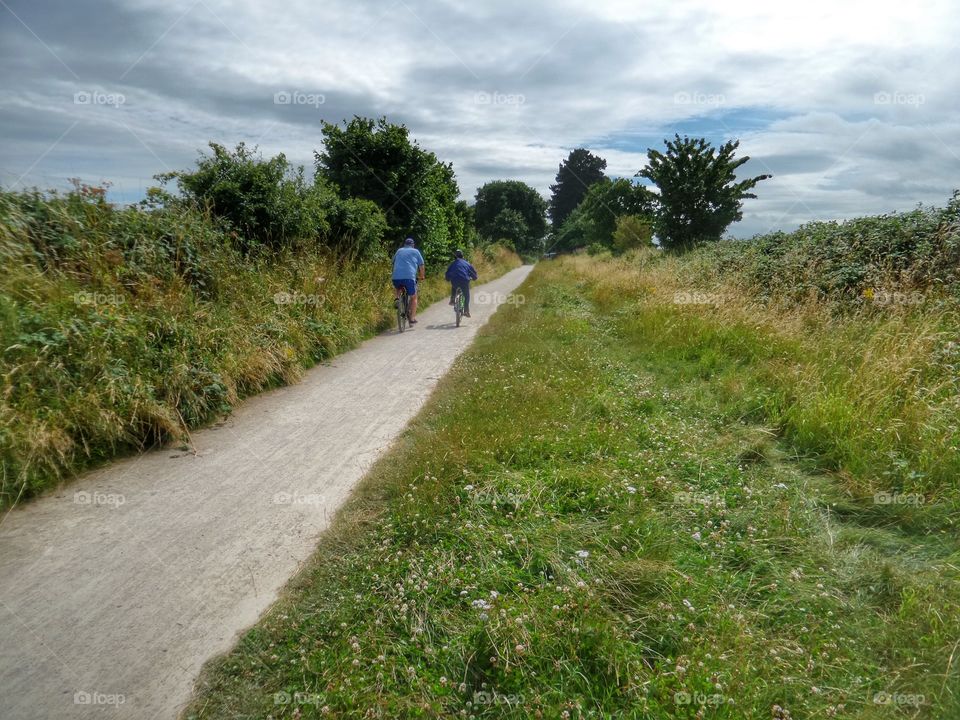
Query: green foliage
xmin=684 ymin=192 xmax=960 ymax=304
xmin=548 ymin=148 xmax=607 ymax=227
xmin=474 ymin=180 xmax=547 ymax=253
xmin=158 ymin=142 xmax=322 ymax=252
xmin=612 ymin=214 xmax=653 ymax=254
xmin=639 ymin=135 xmax=771 ymax=252
xmin=316 ymin=117 xmax=463 ymax=268
xmin=184 ymin=258 xmax=960 ymax=720
xmin=0 ymin=185 xmax=520 ymax=508
xmin=554 ymin=178 xmax=654 ymax=252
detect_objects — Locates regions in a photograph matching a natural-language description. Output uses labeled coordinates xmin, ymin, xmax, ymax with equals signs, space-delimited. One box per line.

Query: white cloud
xmin=2 ymin=0 xmax=958 ymax=236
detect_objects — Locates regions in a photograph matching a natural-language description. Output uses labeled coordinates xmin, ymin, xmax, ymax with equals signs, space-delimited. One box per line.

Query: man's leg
xmin=449 ymin=283 xmax=456 ymax=305
xmin=460 ymin=281 xmax=471 ymax=315
xmin=409 ymin=293 xmax=418 ymax=321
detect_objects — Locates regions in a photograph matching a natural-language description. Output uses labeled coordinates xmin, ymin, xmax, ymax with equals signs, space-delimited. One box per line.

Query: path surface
xmin=0 ymin=265 xmax=532 ymax=720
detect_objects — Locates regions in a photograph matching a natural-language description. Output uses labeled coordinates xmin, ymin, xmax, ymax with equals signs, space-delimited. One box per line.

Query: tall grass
xmin=183 ymin=257 xmax=959 ymax=719
xmin=574 ymin=248 xmax=960 ymax=505
xmin=0 ymin=187 xmax=520 ymax=508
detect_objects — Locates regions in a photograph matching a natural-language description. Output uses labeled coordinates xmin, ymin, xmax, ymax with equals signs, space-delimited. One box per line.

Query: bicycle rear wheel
xmin=454 ymin=288 xmax=464 ymax=327
xmin=397 ymin=291 xmax=407 ymax=333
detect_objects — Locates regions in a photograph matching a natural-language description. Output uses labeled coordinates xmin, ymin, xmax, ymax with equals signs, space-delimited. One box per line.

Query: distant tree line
xmin=159 ymin=116 xmax=770 ymax=266
xmin=473 ymin=135 xmax=770 ymax=257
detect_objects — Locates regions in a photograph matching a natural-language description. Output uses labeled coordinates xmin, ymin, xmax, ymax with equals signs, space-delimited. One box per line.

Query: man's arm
xmin=468 ymin=262 xmax=478 ymax=280
xmin=418 ymin=251 xmax=426 ymax=280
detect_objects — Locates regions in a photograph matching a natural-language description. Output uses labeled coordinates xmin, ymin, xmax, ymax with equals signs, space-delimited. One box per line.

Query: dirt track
xmin=0 ymin=265 xmax=532 ymax=720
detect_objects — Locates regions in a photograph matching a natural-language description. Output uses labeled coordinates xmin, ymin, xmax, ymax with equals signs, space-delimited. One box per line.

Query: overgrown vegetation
xmin=184 ymin=253 xmax=959 ymax=719
xmin=0 ymin=175 xmax=519 ymax=508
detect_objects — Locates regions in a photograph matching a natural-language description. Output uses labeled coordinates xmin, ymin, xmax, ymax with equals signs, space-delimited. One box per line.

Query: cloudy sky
xmin=2 ymin=0 xmax=958 ymax=236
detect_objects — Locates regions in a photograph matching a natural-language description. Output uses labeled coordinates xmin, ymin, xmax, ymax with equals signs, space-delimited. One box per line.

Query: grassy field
xmin=184 ymin=254 xmax=959 ymax=719
xmin=0 ymin=187 xmax=520 ymax=509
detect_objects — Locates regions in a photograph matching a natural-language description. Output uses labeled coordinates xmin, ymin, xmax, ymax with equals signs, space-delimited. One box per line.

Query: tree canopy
xmin=638 ymin=135 xmax=771 ymax=251
xmin=316 ymin=116 xmax=464 ymax=265
xmin=548 ymin=148 xmax=607 ymax=227
xmin=474 ymin=180 xmax=547 ymax=254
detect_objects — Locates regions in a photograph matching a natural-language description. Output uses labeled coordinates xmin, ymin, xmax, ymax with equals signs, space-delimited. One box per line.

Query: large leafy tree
xmin=315 ymin=116 xmax=463 ymax=265
xmin=474 ymin=180 xmax=547 ymax=253
xmin=553 ymin=178 xmax=654 ymax=252
xmin=548 ymin=148 xmax=607 ymax=227
xmin=638 ymin=135 xmax=771 ymax=251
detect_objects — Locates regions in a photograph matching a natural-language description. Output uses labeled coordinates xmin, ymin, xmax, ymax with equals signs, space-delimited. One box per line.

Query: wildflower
xmin=575 ymin=550 xmax=589 ymax=558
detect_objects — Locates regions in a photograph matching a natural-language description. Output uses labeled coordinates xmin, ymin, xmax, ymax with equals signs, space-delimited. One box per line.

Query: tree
xmin=488 ymin=208 xmax=529 ymax=247
xmin=638 ymin=135 xmax=771 ymax=252
xmin=160 ymin=142 xmax=321 ymax=252
xmin=612 ymin=215 xmax=653 ymax=254
xmin=316 ymin=116 xmax=463 ymax=266
xmin=474 ymin=180 xmax=547 ymax=253
xmin=573 ymin=178 xmax=655 ymax=247
xmin=548 ymin=148 xmax=607 ymax=227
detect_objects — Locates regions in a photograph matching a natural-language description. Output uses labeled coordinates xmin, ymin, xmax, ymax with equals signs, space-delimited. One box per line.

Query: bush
xmin=159 ymin=142 xmax=324 ymax=253
xmin=612 ymin=214 xmax=653 ymax=254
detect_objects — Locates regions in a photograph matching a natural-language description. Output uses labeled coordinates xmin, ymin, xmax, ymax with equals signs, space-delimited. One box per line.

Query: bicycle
xmin=396 ymin=285 xmax=410 ymax=333
xmin=453 ymin=286 xmax=465 ymax=327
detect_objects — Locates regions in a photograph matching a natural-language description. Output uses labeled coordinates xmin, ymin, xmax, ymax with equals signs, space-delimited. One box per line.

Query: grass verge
xmin=0 ymin=186 xmax=520 ymax=508
xmin=184 ymin=256 xmax=959 ymax=719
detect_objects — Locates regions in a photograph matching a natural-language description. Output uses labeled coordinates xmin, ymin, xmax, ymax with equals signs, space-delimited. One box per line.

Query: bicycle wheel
xmin=454 ymin=288 xmax=464 ymax=327
xmin=397 ymin=290 xmax=407 ymax=333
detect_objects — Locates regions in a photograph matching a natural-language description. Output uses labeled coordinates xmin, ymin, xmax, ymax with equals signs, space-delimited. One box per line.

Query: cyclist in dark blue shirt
xmin=445 ymin=249 xmax=478 ymax=317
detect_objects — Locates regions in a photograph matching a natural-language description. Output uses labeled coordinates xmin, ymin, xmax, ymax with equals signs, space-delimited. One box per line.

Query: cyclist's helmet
xmin=454 ymin=248 xmax=464 ymax=258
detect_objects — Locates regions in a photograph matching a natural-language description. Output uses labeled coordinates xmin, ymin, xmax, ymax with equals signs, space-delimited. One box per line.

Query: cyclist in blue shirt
xmin=392 ymin=237 xmax=425 ymax=324
xmin=445 ymin=249 xmax=478 ymax=317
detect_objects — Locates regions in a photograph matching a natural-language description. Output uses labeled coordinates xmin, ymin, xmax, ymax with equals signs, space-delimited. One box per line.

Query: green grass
xmin=0 ymin=187 xmax=520 ymax=508
xmin=184 ymin=256 xmax=960 ymax=719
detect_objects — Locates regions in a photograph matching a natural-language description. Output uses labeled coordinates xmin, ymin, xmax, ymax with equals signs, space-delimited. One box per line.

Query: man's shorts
xmin=393 ymin=278 xmax=417 ymax=296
